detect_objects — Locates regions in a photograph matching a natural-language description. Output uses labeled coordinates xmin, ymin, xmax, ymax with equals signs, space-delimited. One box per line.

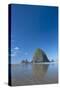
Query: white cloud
xmin=12 ymin=51 xmax=17 ymax=56
xmin=14 ymin=47 xmax=19 ymax=50
xmin=11 ymin=53 xmax=16 ymax=57
xmin=11 ymin=47 xmax=20 ymax=57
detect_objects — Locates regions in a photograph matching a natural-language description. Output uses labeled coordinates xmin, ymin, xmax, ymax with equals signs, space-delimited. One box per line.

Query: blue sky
xmin=10 ymin=4 xmax=58 ymax=64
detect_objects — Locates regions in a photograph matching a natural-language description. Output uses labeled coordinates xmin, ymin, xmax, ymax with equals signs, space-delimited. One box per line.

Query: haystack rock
xmin=32 ymin=48 xmax=49 ymax=63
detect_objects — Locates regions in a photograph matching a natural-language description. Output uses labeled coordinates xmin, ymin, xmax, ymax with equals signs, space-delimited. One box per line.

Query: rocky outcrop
xmin=32 ymin=48 xmax=49 ymax=63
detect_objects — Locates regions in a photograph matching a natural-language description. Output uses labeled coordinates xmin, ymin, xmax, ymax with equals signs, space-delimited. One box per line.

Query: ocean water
xmin=11 ymin=63 xmax=58 ymax=86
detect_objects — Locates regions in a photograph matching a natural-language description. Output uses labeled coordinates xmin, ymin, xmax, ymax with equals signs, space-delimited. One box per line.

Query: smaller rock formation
xmin=21 ymin=59 xmax=29 ymax=64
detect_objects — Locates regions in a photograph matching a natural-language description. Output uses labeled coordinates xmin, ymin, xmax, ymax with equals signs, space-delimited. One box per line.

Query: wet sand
xmin=11 ymin=63 xmax=58 ymax=86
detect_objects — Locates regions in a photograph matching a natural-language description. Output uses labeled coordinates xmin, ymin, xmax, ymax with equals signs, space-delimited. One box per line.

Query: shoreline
xmin=10 ymin=62 xmax=58 ymax=65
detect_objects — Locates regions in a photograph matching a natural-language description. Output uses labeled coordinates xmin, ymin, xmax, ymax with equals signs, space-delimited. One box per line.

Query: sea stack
xmin=32 ymin=48 xmax=49 ymax=63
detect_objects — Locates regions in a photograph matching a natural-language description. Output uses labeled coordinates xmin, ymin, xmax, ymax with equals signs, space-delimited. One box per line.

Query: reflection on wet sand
xmin=32 ymin=64 xmax=49 ymax=80
xmin=11 ymin=63 xmax=58 ymax=86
